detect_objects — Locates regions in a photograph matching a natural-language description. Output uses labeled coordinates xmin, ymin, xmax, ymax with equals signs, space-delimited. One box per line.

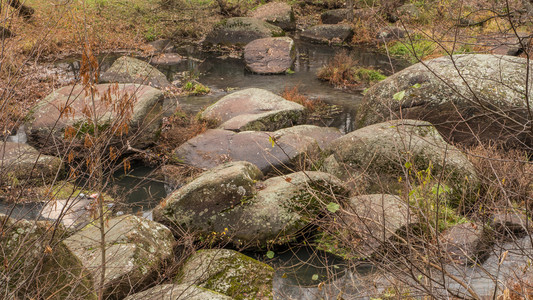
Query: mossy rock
xmin=176 ymin=249 xmax=274 ymax=300
xmin=64 ymin=215 xmax=174 ymax=298
xmin=155 ymin=165 xmax=349 ymax=248
xmin=201 ymin=88 xmax=305 ymax=132
xmin=124 ymin=284 xmax=232 ymax=299
xmin=357 ymin=54 xmax=533 ymax=149
xmin=0 ymin=214 xmax=95 ymax=299
xmin=100 ymin=56 xmax=170 ymax=88
xmin=323 ymin=119 xmax=480 ymax=207
xmin=25 ymin=83 xmax=165 ymax=155
xmin=0 ymin=142 xmax=64 ymax=187
xmin=205 ymin=17 xmax=284 ymax=47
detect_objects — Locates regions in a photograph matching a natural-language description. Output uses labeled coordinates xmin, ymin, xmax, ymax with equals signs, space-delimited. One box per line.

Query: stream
xmin=4 ymin=40 xmax=530 ymax=299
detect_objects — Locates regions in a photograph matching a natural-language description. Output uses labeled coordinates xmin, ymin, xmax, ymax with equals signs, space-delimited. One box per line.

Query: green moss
xmin=183 ymin=81 xmax=210 ymax=95
xmin=388 ymin=36 xmax=436 ymax=63
xmin=353 ymin=68 xmax=387 ymax=83
xmin=72 ymin=119 xmax=111 ymax=137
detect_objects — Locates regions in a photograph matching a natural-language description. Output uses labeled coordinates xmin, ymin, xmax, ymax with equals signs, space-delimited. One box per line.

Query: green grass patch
xmin=388 ymin=36 xmax=436 ymax=63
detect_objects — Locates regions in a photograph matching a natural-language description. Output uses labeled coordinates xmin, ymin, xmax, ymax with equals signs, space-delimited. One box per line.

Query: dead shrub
xmin=156 ymin=109 xmax=218 ymax=159
xmin=317 ymin=51 xmax=386 ymax=90
xmin=467 ymin=144 xmax=533 ymax=211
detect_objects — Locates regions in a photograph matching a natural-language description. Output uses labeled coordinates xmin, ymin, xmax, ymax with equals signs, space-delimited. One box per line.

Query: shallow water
xmin=176 ymin=40 xmax=407 ymax=133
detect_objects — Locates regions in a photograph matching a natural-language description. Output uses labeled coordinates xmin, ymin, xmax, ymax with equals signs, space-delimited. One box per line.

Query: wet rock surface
xmin=244 ymin=37 xmax=296 ymax=74
xmin=320 ymin=8 xmax=351 ymax=24
xmin=201 ymin=88 xmax=305 ymax=131
xmin=440 ymin=222 xmax=492 ymax=265
xmin=173 ymin=125 xmax=339 ymax=174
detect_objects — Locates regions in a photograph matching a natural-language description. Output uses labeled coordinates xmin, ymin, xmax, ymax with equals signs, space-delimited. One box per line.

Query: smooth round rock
xmin=357 ymin=54 xmax=533 ymax=149
xmin=100 ymin=56 xmax=170 ymax=88
xmin=244 ymin=37 xmax=295 ymax=74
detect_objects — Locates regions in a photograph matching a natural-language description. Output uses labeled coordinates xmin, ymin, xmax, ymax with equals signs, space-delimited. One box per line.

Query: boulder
xmin=244 ymin=37 xmax=296 ymax=74
xmin=26 ymin=83 xmax=165 ymax=154
xmin=321 ymin=8 xmax=351 ymax=24
xmin=149 ymin=53 xmax=184 ymax=66
xmin=319 ymin=194 xmax=417 ymax=259
xmin=153 ymin=161 xmax=263 ymax=230
xmin=357 ymin=54 xmax=533 ymax=149
xmin=301 ymin=24 xmax=353 ymax=44
xmin=147 ymin=39 xmax=175 ymax=54
xmin=376 ymin=26 xmax=409 ymax=42
xmin=0 ymin=142 xmax=63 ymax=186
xmin=172 ymin=125 xmax=339 ymax=174
xmin=323 ymin=120 xmax=479 ymax=205
xmin=64 ymin=215 xmax=174 ymax=298
xmin=155 ymin=169 xmax=348 ymax=247
xmin=439 ymin=222 xmax=492 ymax=265
xmin=347 ymin=194 xmax=417 ymax=258
xmin=100 ymin=56 xmax=170 ymax=88
xmin=0 ymin=214 xmax=95 ymax=299
xmin=250 ymin=2 xmax=295 ymax=31
xmin=124 ymin=284 xmax=232 ymax=300
xmin=205 ymin=17 xmax=284 ymax=46
xmin=201 ymin=88 xmax=305 ymax=131
xmin=491 ymin=209 xmax=532 ymax=238
xmin=177 ymin=249 xmax=274 ymax=299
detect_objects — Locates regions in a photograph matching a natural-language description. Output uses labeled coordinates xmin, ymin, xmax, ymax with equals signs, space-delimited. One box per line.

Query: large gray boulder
xmin=0 ymin=142 xmax=63 ymax=186
xmin=100 ymin=56 xmax=170 ymax=88
xmin=64 ymin=215 xmax=174 ymax=298
xmin=201 ymin=88 xmax=305 ymax=131
xmin=155 ymin=168 xmax=348 ymax=247
xmin=321 ymin=8 xmax=351 ymax=24
xmin=205 ymin=17 xmax=284 ymax=46
xmin=301 ymin=24 xmax=353 ymax=44
xmin=357 ymin=54 xmax=533 ymax=149
xmin=124 ymin=284 xmax=232 ymax=300
xmin=244 ymin=37 xmax=296 ymax=74
xmin=173 ymin=125 xmax=340 ymax=174
xmin=250 ymin=2 xmax=295 ymax=31
xmin=153 ymin=161 xmax=263 ymax=230
xmin=176 ymin=249 xmax=274 ymax=299
xmin=323 ymin=119 xmax=479 ymax=206
xmin=26 ymin=83 xmax=165 ymax=154
xmin=0 ymin=214 xmax=95 ymax=299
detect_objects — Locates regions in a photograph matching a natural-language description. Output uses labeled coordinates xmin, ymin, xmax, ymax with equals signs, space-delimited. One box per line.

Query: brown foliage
xmin=468 ymin=144 xmax=533 ymax=210
xmin=156 ymin=110 xmax=218 ymax=159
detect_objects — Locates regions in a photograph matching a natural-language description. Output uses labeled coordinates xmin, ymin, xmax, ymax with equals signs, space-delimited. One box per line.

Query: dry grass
xmin=467 ymin=144 xmax=533 ymax=211
xmin=317 ymin=51 xmax=386 ymax=90
xmin=155 ymin=110 xmax=219 ymax=160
